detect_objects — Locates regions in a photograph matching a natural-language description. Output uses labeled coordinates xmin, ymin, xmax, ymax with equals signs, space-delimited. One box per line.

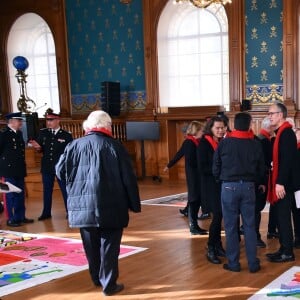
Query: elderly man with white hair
xmin=56 ymin=110 xmax=141 ymax=296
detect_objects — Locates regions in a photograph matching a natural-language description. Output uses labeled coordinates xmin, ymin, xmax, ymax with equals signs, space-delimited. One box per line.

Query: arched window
xmin=157 ymin=2 xmax=229 ymax=109
xmin=7 ymin=13 xmax=59 ymax=117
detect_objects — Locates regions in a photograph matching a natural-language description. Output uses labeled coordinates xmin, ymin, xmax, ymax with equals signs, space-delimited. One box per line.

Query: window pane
xmin=157 ymin=2 xmax=229 ymax=109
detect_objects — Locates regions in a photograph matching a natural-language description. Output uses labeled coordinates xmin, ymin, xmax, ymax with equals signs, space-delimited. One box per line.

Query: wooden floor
xmin=1 ymin=178 xmax=299 ymax=300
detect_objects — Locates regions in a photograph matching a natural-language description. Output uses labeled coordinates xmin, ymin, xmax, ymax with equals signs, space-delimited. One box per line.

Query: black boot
xmin=215 ymin=244 xmax=226 ymax=257
xmin=207 ymin=245 xmax=221 ymax=264
xmin=179 ymin=206 xmax=188 ymax=217
xmin=190 ymin=223 xmax=208 ymax=235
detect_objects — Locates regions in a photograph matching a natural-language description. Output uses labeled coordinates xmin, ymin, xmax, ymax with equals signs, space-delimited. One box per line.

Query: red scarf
xmin=297 ymin=142 xmax=300 ymax=150
xmin=259 ymin=129 xmax=271 ymax=140
xmin=267 ymin=121 xmax=292 ymax=204
xmin=230 ymin=129 xmax=254 ymax=139
xmin=204 ymin=135 xmax=218 ymax=151
xmin=186 ymin=135 xmax=200 ymax=146
xmin=86 ymin=127 xmax=113 ymax=137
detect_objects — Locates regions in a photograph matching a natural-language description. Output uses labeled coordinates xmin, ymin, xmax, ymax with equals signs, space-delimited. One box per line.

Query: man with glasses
xmin=266 ymin=102 xmax=297 ymax=262
xmin=29 ymin=110 xmax=73 ymax=220
xmin=0 ymin=112 xmax=34 ymax=226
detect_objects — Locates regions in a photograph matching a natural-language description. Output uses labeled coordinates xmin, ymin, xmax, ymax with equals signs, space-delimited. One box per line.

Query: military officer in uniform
xmin=29 ymin=111 xmax=73 ymax=220
xmin=0 ymin=112 xmax=34 ymax=227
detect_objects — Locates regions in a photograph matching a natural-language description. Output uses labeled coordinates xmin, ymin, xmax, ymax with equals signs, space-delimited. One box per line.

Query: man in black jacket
xmin=266 ymin=102 xmax=297 ymax=262
xmin=213 ymin=112 xmax=265 ymax=273
xmin=29 ymin=111 xmax=73 ymax=220
xmin=56 ymin=110 xmax=141 ymax=296
xmin=0 ymin=112 xmax=34 ymax=227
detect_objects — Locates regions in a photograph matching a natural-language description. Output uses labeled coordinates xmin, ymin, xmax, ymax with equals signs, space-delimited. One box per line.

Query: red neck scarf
xmin=86 ymin=127 xmax=113 ymax=137
xmin=259 ymin=129 xmax=271 ymax=140
xmin=230 ymin=129 xmax=254 ymax=139
xmin=297 ymin=142 xmax=300 ymax=150
xmin=267 ymin=121 xmax=292 ymax=204
xmin=186 ymin=135 xmax=200 ymax=146
xmin=204 ymin=135 xmax=218 ymax=151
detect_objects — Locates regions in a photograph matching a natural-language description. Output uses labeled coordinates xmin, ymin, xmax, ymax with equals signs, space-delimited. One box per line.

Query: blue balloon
xmin=13 ymin=56 xmax=29 ymax=71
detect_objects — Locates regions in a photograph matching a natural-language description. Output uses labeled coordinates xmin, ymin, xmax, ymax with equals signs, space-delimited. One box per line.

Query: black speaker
xmin=241 ymin=99 xmax=251 ymax=111
xmin=101 ymin=81 xmax=121 ymax=116
xmin=21 ymin=112 xmax=39 ymax=141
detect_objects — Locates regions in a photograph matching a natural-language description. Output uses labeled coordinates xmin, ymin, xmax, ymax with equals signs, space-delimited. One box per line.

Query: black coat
xmin=56 ymin=131 xmax=141 ymax=229
xmin=36 ymin=128 xmax=73 ymax=174
xmin=0 ymin=126 xmax=26 ymax=178
xmin=167 ymin=139 xmax=200 ymax=203
xmin=197 ymin=136 xmax=220 ymax=209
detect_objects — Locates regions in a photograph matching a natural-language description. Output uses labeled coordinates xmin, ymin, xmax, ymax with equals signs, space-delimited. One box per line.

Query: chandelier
xmin=174 ymin=0 xmax=232 ymax=9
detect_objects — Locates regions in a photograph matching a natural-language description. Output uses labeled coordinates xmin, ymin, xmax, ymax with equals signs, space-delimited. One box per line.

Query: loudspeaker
xmin=241 ymin=99 xmax=251 ymax=111
xmin=21 ymin=112 xmax=39 ymax=141
xmin=101 ymin=81 xmax=121 ymax=116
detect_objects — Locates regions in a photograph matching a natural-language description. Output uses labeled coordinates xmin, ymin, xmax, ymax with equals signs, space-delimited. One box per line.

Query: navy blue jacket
xmin=213 ymin=136 xmax=265 ymax=184
xmin=0 ymin=126 xmax=26 ymax=178
xmin=36 ymin=128 xmax=73 ymax=174
xmin=56 ymin=131 xmax=141 ymax=229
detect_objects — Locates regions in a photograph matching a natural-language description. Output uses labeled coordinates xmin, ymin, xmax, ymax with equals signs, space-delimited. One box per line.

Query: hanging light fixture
xmin=174 ymin=0 xmax=232 ymax=9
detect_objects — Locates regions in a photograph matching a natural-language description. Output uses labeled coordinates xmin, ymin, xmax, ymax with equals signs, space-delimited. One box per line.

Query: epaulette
xmin=40 ymin=128 xmax=48 ymax=131
xmin=0 ymin=127 xmax=8 ymax=133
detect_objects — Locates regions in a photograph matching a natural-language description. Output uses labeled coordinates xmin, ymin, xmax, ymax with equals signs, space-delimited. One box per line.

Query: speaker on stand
xmin=101 ymin=81 xmax=121 ymax=116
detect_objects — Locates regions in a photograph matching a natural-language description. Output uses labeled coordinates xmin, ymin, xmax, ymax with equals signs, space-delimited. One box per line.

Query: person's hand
xmin=163 ymin=166 xmax=169 ymax=173
xmin=28 ymin=139 xmax=41 ymax=151
xmin=275 ymin=184 xmax=286 ymax=199
xmin=258 ymin=185 xmax=266 ymax=194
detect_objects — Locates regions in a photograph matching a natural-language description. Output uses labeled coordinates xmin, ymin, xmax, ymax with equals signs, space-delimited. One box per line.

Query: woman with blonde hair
xmin=164 ymin=121 xmax=207 ymax=235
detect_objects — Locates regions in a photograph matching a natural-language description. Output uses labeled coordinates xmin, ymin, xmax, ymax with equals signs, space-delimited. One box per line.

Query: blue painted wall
xmin=245 ymin=0 xmax=283 ymax=105
xmin=65 ymin=0 xmax=146 ymax=114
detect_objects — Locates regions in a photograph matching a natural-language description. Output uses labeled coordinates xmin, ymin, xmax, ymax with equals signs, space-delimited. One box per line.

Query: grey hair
xmin=83 ymin=110 xmax=112 ymax=131
xmin=261 ymin=116 xmax=272 ymax=129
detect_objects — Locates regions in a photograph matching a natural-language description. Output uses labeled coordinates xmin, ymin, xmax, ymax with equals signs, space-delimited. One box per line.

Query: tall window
xmin=157 ymin=2 xmax=229 ymax=109
xmin=7 ymin=13 xmax=59 ymax=117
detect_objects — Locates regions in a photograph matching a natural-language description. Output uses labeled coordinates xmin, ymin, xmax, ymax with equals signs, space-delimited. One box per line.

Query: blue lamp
xmin=13 ymin=56 xmax=29 ymax=71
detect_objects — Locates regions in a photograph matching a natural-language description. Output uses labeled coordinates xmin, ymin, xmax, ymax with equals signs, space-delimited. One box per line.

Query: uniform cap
xmin=5 ymin=112 xmax=23 ymax=120
xmin=45 ymin=112 xmax=60 ymax=120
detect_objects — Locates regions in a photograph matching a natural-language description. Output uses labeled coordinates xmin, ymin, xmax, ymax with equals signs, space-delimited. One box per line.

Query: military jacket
xmin=0 ymin=126 xmax=26 ymax=178
xmin=36 ymin=128 xmax=73 ymax=174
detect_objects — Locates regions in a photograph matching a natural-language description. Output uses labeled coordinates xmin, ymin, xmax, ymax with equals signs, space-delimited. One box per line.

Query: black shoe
xmin=268 ymin=253 xmax=295 ymax=263
xmin=207 ymin=247 xmax=221 ymax=264
xmin=256 ymin=238 xmax=266 ymax=248
xmin=267 ymin=231 xmax=279 ymax=239
xmin=38 ymin=215 xmax=52 ymax=221
xmin=6 ymin=220 xmax=22 ymax=227
xmin=215 ymin=245 xmax=226 ymax=257
xmin=223 ymin=263 xmax=241 ymax=272
xmin=179 ymin=208 xmax=188 ymax=217
xmin=190 ymin=225 xmax=208 ymax=235
xmin=103 ymin=283 xmax=124 ymax=296
xmin=198 ymin=213 xmax=210 ymax=220
xmin=249 ymin=264 xmax=261 ymax=273
xmin=22 ymin=218 xmax=34 ymax=224
xmin=266 ymin=250 xmax=282 ymax=259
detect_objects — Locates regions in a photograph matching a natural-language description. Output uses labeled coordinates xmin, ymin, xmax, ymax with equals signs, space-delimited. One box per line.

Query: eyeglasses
xmin=267 ymin=111 xmax=281 ymax=116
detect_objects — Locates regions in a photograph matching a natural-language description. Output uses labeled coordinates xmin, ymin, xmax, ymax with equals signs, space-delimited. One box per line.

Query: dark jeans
xmin=221 ymin=181 xmax=257 ymax=270
xmin=80 ymin=227 xmax=123 ymax=292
